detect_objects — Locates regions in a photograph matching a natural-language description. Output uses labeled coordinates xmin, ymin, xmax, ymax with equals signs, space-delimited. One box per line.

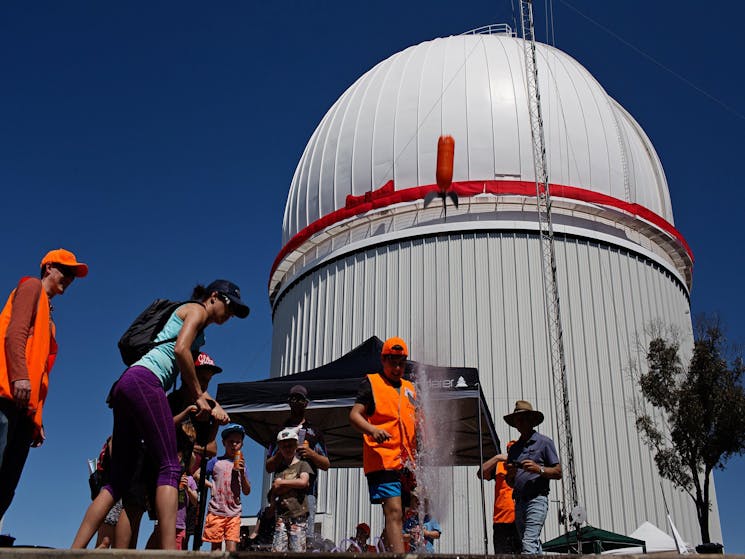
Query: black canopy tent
xmin=216 ymin=336 xmax=501 ymax=467
xmin=216 ymin=336 xmax=501 ymax=552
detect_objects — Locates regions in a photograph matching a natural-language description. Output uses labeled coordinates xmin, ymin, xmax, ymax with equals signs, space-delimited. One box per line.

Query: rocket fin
xmin=447 ymin=191 xmax=459 ymax=208
xmin=424 ymin=190 xmax=438 ymax=208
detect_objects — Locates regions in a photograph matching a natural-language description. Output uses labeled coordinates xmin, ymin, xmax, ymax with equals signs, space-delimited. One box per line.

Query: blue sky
xmin=1 ymin=0 xmax=743 ymax=552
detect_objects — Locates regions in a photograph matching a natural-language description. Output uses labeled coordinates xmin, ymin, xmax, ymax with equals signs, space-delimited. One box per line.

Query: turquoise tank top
xmin=133 ymin=304 xmax=206 ymax=391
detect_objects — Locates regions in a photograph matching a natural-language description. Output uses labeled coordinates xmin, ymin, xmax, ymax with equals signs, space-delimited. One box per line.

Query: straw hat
xmin=503 ymin=400 xmax=544 ymax=428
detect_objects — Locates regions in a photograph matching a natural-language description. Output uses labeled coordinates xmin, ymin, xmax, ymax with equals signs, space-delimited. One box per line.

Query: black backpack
xmin=117 ymin=299 xmax=187 ymax=365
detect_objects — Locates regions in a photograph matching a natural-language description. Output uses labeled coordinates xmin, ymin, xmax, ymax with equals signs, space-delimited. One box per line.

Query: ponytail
xmin=191 ymin=284 xmax=209 ymax=301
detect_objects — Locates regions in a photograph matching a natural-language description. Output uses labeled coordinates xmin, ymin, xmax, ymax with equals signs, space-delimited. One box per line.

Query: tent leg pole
xmin=477 ymin=389 xmax=489 ymax=556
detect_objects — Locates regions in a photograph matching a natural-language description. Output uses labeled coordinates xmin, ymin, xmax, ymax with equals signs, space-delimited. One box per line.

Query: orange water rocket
xmin=424 ymin=135 xmax=459 ymax=219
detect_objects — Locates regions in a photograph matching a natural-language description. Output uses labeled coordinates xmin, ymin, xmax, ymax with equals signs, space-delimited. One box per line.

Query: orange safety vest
xmin=0 ymin=277 xmax=57 ymax=433
xmin=362 ymin=372 xmax=417 ymax=475
xmin=493 ymin=460 xmax=515 ymax=524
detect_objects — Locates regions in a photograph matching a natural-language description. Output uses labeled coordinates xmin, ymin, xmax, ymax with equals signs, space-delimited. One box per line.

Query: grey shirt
xmin=507 ymin=430 xmax=559 ymax=500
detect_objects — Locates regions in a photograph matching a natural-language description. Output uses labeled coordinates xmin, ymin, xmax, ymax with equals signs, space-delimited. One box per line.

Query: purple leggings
xmin=103 ymin=366 xmax=181 ymax=501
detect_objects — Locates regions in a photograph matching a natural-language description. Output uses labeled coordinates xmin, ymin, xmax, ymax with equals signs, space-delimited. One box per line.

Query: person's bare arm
xmin=272 ymin=471 xmax=309 ymax=494
xmin=350 ymin=403 xmax=391 ymax=442
xmin=520 ymin=460 xmax=562 ymax=480
xmin=477 ymin=453 xmax=507 ymax=480
xmin=186 ymin=482 xmax=198 ymax=506
xmin=193 ymin=421 xmax=219 ymax=459
xmin=191 ymin=442 xmax=216 ymax=469
xmin=265 ymin=451 xmax=283 ymax=473
xmin=236 ymin=457 xmax=251 ymax=495
xmin=423 ymin=527 xmax=441 ymax=540
xmin=174 ymin=305 xmax=208 ymax=404
xmin=249 ymin=518 xmax=261 ymax=539
xmin=173 ymin=405 xmax=198 ymax=425
xmin=520 ymin=460 xmax=561 ymax=479
xmin=297 ymin=444 xmax=330 ymax=471
xmin=174 ymin=304 xmax=228 ymax=424
xmin=181 ymin=474 xmax=198 ymax=506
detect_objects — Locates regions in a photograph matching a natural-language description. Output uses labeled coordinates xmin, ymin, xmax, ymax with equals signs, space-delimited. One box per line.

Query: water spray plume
xmin=424 ymin=135 xmax=459 ymax=219
xmin=411 ymin=364 xmax=454 ymax=528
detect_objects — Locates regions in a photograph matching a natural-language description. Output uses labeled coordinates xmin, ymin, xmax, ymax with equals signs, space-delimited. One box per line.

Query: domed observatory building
xmin=268 ymin=27 xmax=720 ymax=551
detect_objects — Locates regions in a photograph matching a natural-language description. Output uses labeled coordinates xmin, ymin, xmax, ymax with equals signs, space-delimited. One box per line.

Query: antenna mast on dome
xmin=518 ymin=0 xmax=582 ymax=535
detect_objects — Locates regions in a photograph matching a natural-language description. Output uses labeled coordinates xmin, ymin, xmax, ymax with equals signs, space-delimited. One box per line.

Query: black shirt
xmin=355 ymin=373 xmax=402 ymax=416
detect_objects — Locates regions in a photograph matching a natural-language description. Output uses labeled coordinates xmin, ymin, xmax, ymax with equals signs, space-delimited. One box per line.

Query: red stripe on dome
xmin=270 ymin=180 xmax=693 ymax=285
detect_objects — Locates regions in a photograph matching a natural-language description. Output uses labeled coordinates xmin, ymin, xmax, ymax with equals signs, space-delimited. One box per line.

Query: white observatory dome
xmin=272 ymin=32 xmax=691 ymax=302
xmin=267 ymin=29 xmax=715 ymax=552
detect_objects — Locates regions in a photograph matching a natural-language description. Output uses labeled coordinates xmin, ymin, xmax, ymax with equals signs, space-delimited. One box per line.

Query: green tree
xmin=635 ymin=319 xmax=745 ymax=544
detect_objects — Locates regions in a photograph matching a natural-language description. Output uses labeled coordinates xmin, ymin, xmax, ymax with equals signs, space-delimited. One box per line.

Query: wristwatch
xmin=539 ymin=466 xmax=545 ymax=475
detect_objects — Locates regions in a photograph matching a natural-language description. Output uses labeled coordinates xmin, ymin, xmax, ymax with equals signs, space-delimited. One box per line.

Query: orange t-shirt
xmin=493 ymin=460 xmax=515 ymax=524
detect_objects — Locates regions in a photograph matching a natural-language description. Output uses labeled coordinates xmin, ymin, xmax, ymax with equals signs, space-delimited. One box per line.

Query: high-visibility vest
xmin=362 ymin=372 xmax=417 ymax=474
xmin=0 ymin=277 xmax=57 ymax=434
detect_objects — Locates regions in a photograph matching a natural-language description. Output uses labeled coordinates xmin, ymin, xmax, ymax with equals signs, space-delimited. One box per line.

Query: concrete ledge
xmin=1 ymin=551 xmax=744 ymax=559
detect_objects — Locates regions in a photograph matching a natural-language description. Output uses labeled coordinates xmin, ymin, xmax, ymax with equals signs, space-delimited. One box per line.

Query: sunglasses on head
xmin=53 ymin=264 xmax=77 ymax=279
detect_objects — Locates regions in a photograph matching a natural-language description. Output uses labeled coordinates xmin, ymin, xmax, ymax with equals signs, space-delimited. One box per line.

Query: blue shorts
xmin=368 ymin=480 xmax=402 ymax=504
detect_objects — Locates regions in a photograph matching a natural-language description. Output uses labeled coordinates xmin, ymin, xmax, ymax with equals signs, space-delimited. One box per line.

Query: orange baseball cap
xmin=382 ymin=336 xmax=408 ymax=356
xmin=40 ymin=248 xmax=88 ymax=278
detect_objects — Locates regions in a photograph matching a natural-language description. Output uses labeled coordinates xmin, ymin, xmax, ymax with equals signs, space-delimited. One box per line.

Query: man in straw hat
xmin=504 ymin=400 xmax=562 ymax=554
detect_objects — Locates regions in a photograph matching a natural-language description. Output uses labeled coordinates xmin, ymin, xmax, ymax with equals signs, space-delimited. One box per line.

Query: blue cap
xmin=206 ymin=279 xmax=250 ymax=319
xmin=221 ymin=423 xmax=245 ymax=439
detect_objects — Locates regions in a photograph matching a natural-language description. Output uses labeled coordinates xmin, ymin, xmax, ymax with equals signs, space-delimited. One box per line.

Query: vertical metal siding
xmin=270 ymin=233 xmax=719 ymax=551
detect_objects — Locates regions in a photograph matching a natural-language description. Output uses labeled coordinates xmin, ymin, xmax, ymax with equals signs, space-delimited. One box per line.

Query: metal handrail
xmin=461 ymin=23 xmax=515 ymax=36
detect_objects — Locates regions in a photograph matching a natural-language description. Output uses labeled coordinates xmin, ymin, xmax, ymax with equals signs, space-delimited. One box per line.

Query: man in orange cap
xmin=0 ymin=248 xmax=87 ymax=518
xmin=349 ymin=336 xmax=417 ymax=553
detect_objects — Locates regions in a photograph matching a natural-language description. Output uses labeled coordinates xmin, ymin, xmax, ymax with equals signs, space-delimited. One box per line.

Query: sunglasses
xmin=383 ymin=355 xmax=407 ymax=366
xmin=219 ymin=293 xmax=233 ymax=309
xmin=53 ymin=264 xmax=77 ymax=279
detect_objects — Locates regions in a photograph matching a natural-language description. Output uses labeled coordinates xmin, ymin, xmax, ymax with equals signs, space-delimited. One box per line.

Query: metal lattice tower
xmin=518 ymin=0 xmax=580 ymax=534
